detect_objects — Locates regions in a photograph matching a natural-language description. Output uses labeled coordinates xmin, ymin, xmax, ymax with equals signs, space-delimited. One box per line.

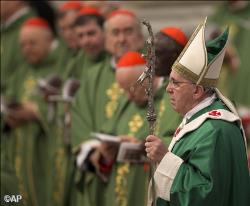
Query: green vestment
xmin=55 ymin=38 xmax=79 ymax=80
xmin=71 ymin=53 xmax=119 ymax=151
xmin=70 ymin=53 xmax=127 ymax=206
xmin=211 ymin=3 xmax=250 ymax=107
xmin=3 ymin=43 xmax=63 ymax=206
xmin=1 ymin=11 xmax=36 ymax=200
xmin=1 ymin=8 xmax=35 ymax=95
xmin=48 ymin=42 xmax=81 ymax=206
xmin=71 ymin=79 xmax=180 ymax=206
xmin=154 ymin=98 xmax=250 ymax=206
xmin=99 ymin=83 xmax=180 ymax=206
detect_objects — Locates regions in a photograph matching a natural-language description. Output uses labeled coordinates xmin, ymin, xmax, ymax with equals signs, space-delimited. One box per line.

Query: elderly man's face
xmin=75 ymin=20 xmax=104 ymax=59
xmin=105 ymin=15 xmax=143 ymax=61
xmin=19 ymin=27 xmax=52 ymax=65
xmin=166 ymin=70 xmax=197 ymax=116
xmin=57 ymin=11 xmax=78 ymax=49
xmin=116 ymin=69 xmax=147 ymax=106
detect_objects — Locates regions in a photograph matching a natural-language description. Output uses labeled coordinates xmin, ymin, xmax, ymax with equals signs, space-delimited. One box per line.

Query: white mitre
xmin=172 ymin=17 xmax=229 ymax=87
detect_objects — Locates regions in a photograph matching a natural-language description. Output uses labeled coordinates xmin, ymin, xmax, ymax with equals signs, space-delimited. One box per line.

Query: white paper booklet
xmin=91 ymin=133 xmax=147 ymax=163
xmin=116 ymin=142 xmax=147 ymax=163
xmin=91 ymin=132 xmax=121 ymax=144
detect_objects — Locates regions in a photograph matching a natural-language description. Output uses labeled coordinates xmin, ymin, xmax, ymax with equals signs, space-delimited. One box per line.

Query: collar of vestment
xmin=176 ymin=94 xmax=217 ymax=130
xmin=184 ymin=94 xmax=217 ymax=123
xmin=168 ymin=99 xmax=244 ymax=151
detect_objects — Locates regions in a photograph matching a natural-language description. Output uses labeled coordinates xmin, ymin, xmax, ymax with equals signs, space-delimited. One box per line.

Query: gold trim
xmin=27 ymin=126 xmax=39 ymax=206
xmin=15 ymin=129 xmax=28 ymax=206
xmin=115 ymin=97 xmax=167 ymax=206
xmin=53 ymin=148 xmax=66 ymax=205
xmin=199 ymin=78 xmax=218 ymax=87
xmin=105 ymin=82 xmax=124 ymax=119
xmin=197 ymin=18 xmax=208 ymax=85
xmin=173 ymin=18 xmax=217 ymax=86
xmin=173 ymin=62 xmax=218 ymax=87
xmin=173 ymin=62 xmax=199 ymax=83
xmin=115 ymin=113 xmax=144 ymax=206
xmin=22 ymin=74 xmax=36 ymax=103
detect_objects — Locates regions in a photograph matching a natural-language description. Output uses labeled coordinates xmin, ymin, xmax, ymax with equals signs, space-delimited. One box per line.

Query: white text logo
xmin=3 ymin=195 xmax=22 ymax=203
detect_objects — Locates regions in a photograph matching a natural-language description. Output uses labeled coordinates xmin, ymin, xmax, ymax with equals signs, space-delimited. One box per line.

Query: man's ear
xmin=193 ymin=85 xmax=204 ymax=100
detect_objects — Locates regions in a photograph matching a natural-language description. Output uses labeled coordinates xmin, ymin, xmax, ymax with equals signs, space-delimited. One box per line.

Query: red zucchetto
xmin=117 ymin=51 xmax=146 ymax=70
xmin=59 ymin=1 xmax=83 ymax=12
xmin=22 ymin=17 xmax=50 ymax=29
xmin=160 ymin=27 xmax=188 ymax=46
xmin=107 ymin=9 xmax=136 ymax=20
xmin=77 ymin=6 xmax=102 ymax=16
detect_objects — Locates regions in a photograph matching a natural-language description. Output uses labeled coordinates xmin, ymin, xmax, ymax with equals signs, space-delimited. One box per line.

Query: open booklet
xmin=91 ymin=132 xmax=148 ymax=163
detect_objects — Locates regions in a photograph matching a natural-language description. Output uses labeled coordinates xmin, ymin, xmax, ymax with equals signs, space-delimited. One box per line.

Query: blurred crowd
xmin=1 ymin=1 xmax=249 ymax=206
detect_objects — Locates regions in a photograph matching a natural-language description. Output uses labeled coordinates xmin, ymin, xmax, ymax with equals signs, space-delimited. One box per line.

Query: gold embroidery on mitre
xmin=105 ymin=82 xmax=123 ymax=118
xmin=173 ymin=62 xmax=218 ymax=87
xmin=172 ymin=19 xmax=213 ymax=86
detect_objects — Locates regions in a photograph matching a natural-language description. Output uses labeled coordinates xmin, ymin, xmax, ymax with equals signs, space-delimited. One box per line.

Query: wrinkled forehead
xmin=105 ymin=14 xmax=138 ymax=31
xmin=58 ymin=10 xmax=77 ymax=23
xmin=75 ymin=19 xmax=101 ymax=31
xmin=169 ymin=70 xmax=190 ymax=82
xmin=20 ymin=26 xmax=51 ymax=41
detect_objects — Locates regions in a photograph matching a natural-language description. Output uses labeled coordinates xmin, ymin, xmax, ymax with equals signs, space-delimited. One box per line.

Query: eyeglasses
xmin=168 ymin=78 xmax=195 ymax=89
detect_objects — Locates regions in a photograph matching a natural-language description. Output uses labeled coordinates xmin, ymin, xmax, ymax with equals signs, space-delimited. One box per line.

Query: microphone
xmin=136 ymin=67 xmax=150 ymax=85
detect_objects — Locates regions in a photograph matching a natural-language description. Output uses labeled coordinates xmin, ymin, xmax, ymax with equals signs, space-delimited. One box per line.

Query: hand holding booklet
xmin=91 ymin=133 xmax=147 ymax=163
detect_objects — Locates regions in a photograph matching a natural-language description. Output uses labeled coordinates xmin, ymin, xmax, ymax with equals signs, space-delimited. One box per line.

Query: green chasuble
xmin=71 ymin=53 xmax=120 ymax=150
xmin=154 ymin=98 xmax=250 ymax=206
xmin=3 ymin=43 xmax=63 ymax=206
xmin=1 ymin=8 xmax=35 ymax=95
xmin=70 ymin=80 xmax=180 ymax=206
xmin=48 ymin=107 xmax=75 ymax=206
xmin=1 ymin=123 xmax=20 ymax=206
xmin=1 ymin=11 xmax=35 ymax=198
xmin=97 ymin=83 xmax=180 ymax=206
xmin=63 ymin=50 xmax=109 ymax=84
xmin=70 ymin=53 xmax=126 ymax=206
xmin=211 ymin=3 xmax=250 ymax=107
xmin=54 ymin=38 xmax=79 ymax=80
